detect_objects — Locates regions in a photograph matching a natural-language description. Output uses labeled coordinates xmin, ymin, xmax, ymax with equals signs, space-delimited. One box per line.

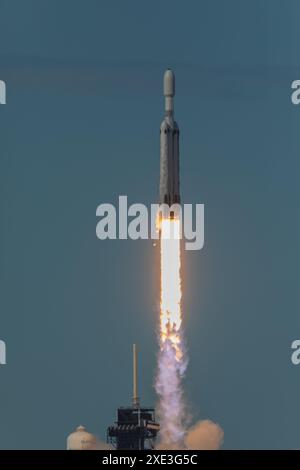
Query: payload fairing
xmin=159 ymin=69 xmax=180 ymax=207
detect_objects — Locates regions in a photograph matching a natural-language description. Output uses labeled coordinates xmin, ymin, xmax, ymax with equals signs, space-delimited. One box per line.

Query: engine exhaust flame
xmin=155 ymin=217 xmax=188 ymax=448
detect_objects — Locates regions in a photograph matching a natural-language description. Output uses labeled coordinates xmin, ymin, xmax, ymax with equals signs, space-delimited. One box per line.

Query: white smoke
xmin=184 ymin=420 xmax=224 ymax=450
xmin=156 ymin=419 xmax=224 ymax=450
xmin=155 ymin=335 xmax=188 ymax=448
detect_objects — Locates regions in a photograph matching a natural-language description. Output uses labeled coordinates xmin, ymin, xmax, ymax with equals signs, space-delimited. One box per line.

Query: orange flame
xmin=160 ymin=218 xmax=183 ymax=361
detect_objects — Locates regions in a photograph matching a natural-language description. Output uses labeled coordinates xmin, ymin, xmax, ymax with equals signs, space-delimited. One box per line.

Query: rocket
xmin=159 ymin=69 xmax=180 ymax=207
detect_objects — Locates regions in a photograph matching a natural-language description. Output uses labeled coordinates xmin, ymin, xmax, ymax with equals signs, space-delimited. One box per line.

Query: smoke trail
xmin=155 ymin=218 xmax=224 ymax=450
xmin=155 ymin=218 xmax=188 ymax=448
xmin=155 ymin=335 xmax=188 ymax=448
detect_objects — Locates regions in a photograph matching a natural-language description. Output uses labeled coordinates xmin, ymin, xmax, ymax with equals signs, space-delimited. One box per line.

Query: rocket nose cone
xmin=164 ymin=69 xmax=175 ymax=97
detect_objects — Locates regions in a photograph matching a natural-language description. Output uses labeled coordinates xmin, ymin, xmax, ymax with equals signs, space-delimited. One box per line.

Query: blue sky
xmin=0 ymin=0 xmax=299 ymax=449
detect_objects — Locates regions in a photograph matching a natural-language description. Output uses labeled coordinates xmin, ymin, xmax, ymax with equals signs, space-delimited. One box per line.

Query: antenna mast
xmin=132 ymin=344 xmax=139 ymax=408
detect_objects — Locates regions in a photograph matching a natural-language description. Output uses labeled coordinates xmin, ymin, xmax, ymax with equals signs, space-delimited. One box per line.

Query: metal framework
xmin=107 ymin=406 xmax=159 ymax=450
xmin=106 ymin=345 xmax=160 ymax=450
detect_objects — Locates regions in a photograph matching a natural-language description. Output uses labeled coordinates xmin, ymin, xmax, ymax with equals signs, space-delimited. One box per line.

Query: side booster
xmin=159 ymin=69 xmax=180 ymax=207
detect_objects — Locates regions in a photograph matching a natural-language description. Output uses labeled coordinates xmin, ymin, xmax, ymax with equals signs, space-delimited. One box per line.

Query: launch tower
xmin=106 ymin=345 xmax=159 ymax=450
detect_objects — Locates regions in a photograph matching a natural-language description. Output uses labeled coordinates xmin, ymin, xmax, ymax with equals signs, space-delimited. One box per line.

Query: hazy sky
xmin=0 ymin=0 xmax=299 ymax=449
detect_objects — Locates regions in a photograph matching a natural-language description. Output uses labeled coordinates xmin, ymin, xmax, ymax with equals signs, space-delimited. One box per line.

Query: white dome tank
xmin=67 ymin=425 xmax=97 ymax=450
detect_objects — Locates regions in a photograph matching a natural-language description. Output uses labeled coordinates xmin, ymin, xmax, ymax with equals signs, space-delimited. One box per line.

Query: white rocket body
xmin=159 ymin=69 xmax=180 ymax=206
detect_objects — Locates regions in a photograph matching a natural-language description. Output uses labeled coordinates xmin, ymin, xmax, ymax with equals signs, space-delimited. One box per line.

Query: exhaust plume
xmin=155 ymin=218 xmax=187 ymax=448
xmin=184 ymin=420 xmax=224 ymax=450
xmin=155 ymin=218 xmax=224 ymax=450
